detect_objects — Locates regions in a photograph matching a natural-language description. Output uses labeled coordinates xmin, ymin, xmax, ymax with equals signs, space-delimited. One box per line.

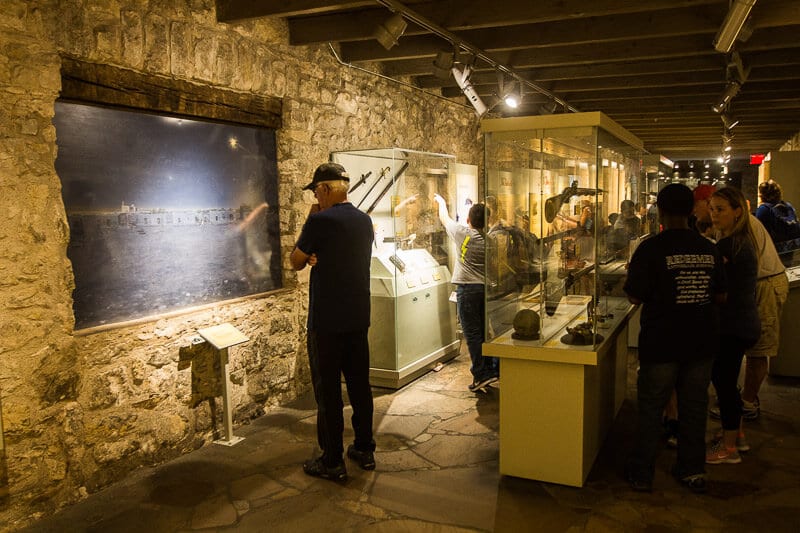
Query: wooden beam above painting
xmin=59 ymin=56 xmax=282 ymax=130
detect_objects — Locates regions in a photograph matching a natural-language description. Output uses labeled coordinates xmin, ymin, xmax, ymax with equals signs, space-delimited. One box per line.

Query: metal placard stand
xmin=197 ymin=323 xmax=249 ymax=446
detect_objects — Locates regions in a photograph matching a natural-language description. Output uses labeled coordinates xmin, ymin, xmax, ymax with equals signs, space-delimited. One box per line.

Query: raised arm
xmin=433 ymin=194 xmax=454 ymax=227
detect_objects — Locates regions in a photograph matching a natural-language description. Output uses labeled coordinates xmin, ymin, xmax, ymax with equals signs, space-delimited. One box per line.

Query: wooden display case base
xmin=484 ymin=312 xmax=631 ymax=487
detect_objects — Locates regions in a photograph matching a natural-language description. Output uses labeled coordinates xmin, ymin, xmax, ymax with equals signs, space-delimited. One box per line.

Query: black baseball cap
xmin=302 ymin=162 xmax=350 ymax=190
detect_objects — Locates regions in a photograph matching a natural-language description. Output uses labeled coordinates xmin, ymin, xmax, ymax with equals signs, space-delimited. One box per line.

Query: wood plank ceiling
xmin=216 ymin=0 xmax=800 ymax=162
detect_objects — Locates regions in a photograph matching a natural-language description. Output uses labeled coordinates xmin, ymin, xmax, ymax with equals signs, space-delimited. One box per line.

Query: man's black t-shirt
xmin=624 ymin=229 xmax=726 ymax=363
xmin=296 ymin=202 xmax=374 ymax=332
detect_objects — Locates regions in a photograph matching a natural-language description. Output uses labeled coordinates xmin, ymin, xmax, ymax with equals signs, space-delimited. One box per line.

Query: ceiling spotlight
xmin=712 ymin=80 xmax=742 ymax=113
xmin=493 ymin=72 xmax=521 ymax=110
xmin=713 ymin=0 xmax=758 ymax=54
xmin=374 ymin=13 xmax=407 ymax=50
xmin=432 ymin=50 xmax=454 ymax=80
xmin=451 ymin=65 xmax=487 ymax=117
xmin=721 ymin=113 xmax=740 ymax=130
xmin=504 ymin=93 xmax=520 ymax=109
xmin=500 ymin=81 xmax=521 ymax=109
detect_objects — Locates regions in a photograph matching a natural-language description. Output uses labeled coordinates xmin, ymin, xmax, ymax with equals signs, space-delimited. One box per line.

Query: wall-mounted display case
xmin=480 ymin=112 xmax=643 ymax=486
xmin=331 ymin=148 xmax=476 ymax=388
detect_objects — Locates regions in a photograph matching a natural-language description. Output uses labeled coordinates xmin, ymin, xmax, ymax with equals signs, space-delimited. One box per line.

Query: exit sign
xmin=750 ymin=154 xmax=765 ymax=165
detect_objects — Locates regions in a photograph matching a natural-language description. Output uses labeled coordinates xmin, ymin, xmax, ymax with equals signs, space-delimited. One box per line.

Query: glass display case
xmin=330 ymin=148 xmax=476 ymax=388
xmin=641 ymin=155 xmax=674 ymax=234
xmin=479 ymin=111 xmax=645 ymax=487
xmin=482 ymin=112 xmax=644 ymax=351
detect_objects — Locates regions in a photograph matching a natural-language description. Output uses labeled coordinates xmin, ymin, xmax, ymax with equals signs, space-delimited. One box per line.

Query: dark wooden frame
xmin=59 ymin=56 xmax=281 ymax=129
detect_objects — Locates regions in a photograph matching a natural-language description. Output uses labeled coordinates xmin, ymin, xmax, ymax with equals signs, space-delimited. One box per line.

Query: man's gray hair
xmin=327 ymin=180 xmax=350 ymax=194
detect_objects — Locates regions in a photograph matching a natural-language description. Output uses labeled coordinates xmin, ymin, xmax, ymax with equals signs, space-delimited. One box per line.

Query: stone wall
xmin=0 ymin=0 xmax=481 ymax=528
xmin=779 ymin=130 xmax=800 ymax=151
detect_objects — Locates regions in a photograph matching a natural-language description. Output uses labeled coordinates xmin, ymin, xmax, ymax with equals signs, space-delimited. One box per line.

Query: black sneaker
xmin=347 ymin=444 xmax=376 ymax=470
xmin=468 ymin=375 xmax=498 ymax=391
xmin=303 ymin=457 xmax=347 ymax=482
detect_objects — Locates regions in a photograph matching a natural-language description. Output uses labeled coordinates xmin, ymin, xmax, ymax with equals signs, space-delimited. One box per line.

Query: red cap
xmin=693 ymin=184 xmax=716 ymax=202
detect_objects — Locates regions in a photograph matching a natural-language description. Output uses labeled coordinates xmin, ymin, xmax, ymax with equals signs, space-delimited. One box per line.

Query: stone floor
xmin=18 ymin=348 xmax=800 ymax=532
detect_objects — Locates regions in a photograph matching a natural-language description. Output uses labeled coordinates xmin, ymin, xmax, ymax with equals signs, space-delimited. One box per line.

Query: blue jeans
xmin=628 ymin=357 xmax=712 ymax=482
xmin=456 ymin=284 xmax=498 ymax=381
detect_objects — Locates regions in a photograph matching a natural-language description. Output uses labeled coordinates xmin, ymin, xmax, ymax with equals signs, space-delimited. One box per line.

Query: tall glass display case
xmin=480 ymin=112 xmax=643 ymax=486
xmin=628 ymin=154 xmax=674 ymax=347
xmin=330 ymin=148 xmax=474 ymax=388
xmin=641 ymin=155 xmax=673 ymax=235
xmin=482 ymin=112 xmax=642 ymax=349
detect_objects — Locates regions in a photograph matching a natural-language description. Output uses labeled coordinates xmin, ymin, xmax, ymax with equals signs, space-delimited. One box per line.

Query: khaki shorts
xmin=747 ymin=273 xmax=790 ymax=357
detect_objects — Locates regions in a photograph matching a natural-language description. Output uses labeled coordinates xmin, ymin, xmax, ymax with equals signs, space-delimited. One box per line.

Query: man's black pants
xmin=307 ymin=329 xmax=375 ymax=466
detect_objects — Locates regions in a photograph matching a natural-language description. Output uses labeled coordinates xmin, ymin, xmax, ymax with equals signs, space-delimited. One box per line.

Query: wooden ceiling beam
xmin=283 ymin=0 xmax=800 ymax=57
xmin=215 ymin=0 xmax=800 ymax=161
xmin=341 ymin=30 xmax=718 ymax=64
xmin=344 ymin=23 xmax=799 ymax=65
xmin=397 ymin=46 xmax=800 ymax=80
xmin=617 ymin=116 xmax=800 ymax=128
xmin=280 ymin=0 xmax=729 ymax=44
xmin=289 ymin=4 xmax=728 ymax=46
xmin=216 ymin=1 xmax=373 ymax=21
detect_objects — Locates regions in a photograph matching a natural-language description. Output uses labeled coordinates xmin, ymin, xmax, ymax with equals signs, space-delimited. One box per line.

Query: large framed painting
xmin=54 ymin=101 xmax=282 ymax=330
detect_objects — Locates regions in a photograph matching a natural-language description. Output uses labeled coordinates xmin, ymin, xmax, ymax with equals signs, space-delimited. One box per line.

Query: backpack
xmin=767 ymin=201 xmax=800 ymax=242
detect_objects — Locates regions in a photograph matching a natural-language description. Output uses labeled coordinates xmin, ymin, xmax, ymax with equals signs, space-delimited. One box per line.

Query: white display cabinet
xmin=331 ymin=148 xmax=474 ymax=388
xmin=480 ymin=112 xmax=644 ymax=486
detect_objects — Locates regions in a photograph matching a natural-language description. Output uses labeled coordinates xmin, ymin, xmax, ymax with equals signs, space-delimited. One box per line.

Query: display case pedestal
xmin=771 ymin=266 xmax=800 ymax=377
xmin=483 ymin=303 xmax=632 ymax=487
xmin=369 ymin=340 xmax=460 ymax=389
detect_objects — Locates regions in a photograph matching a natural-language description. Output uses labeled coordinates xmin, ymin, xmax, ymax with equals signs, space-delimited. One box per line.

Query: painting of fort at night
xmin=54 ymin=102 xmax=281 ymax=329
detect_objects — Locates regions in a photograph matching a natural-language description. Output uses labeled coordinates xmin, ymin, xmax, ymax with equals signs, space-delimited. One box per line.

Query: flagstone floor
xmin=18 ymin=347 xmax=800 ymax=532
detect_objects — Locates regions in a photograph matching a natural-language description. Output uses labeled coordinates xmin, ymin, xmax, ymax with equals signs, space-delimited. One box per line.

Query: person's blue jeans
xmin=628 ymin=357 xmax=712 ymax=482
xmin=456 ymin=284 xmax=498 ymax=382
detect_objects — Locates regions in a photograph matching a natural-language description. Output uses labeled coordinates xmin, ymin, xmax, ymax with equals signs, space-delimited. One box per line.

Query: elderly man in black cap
xmin=291 ymin=162 xmax=376 ymax=482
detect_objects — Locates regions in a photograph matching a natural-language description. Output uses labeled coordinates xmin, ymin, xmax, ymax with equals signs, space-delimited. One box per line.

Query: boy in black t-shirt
xmin=623 ymin=184 xmax=726 ymax=493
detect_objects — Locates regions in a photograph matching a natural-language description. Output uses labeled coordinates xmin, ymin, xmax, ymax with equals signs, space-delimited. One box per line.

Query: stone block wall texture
xmin=780 ymin=131 xmax=800 ymax=151
xmin=0 ymin=0 xmax=481 ymax=528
